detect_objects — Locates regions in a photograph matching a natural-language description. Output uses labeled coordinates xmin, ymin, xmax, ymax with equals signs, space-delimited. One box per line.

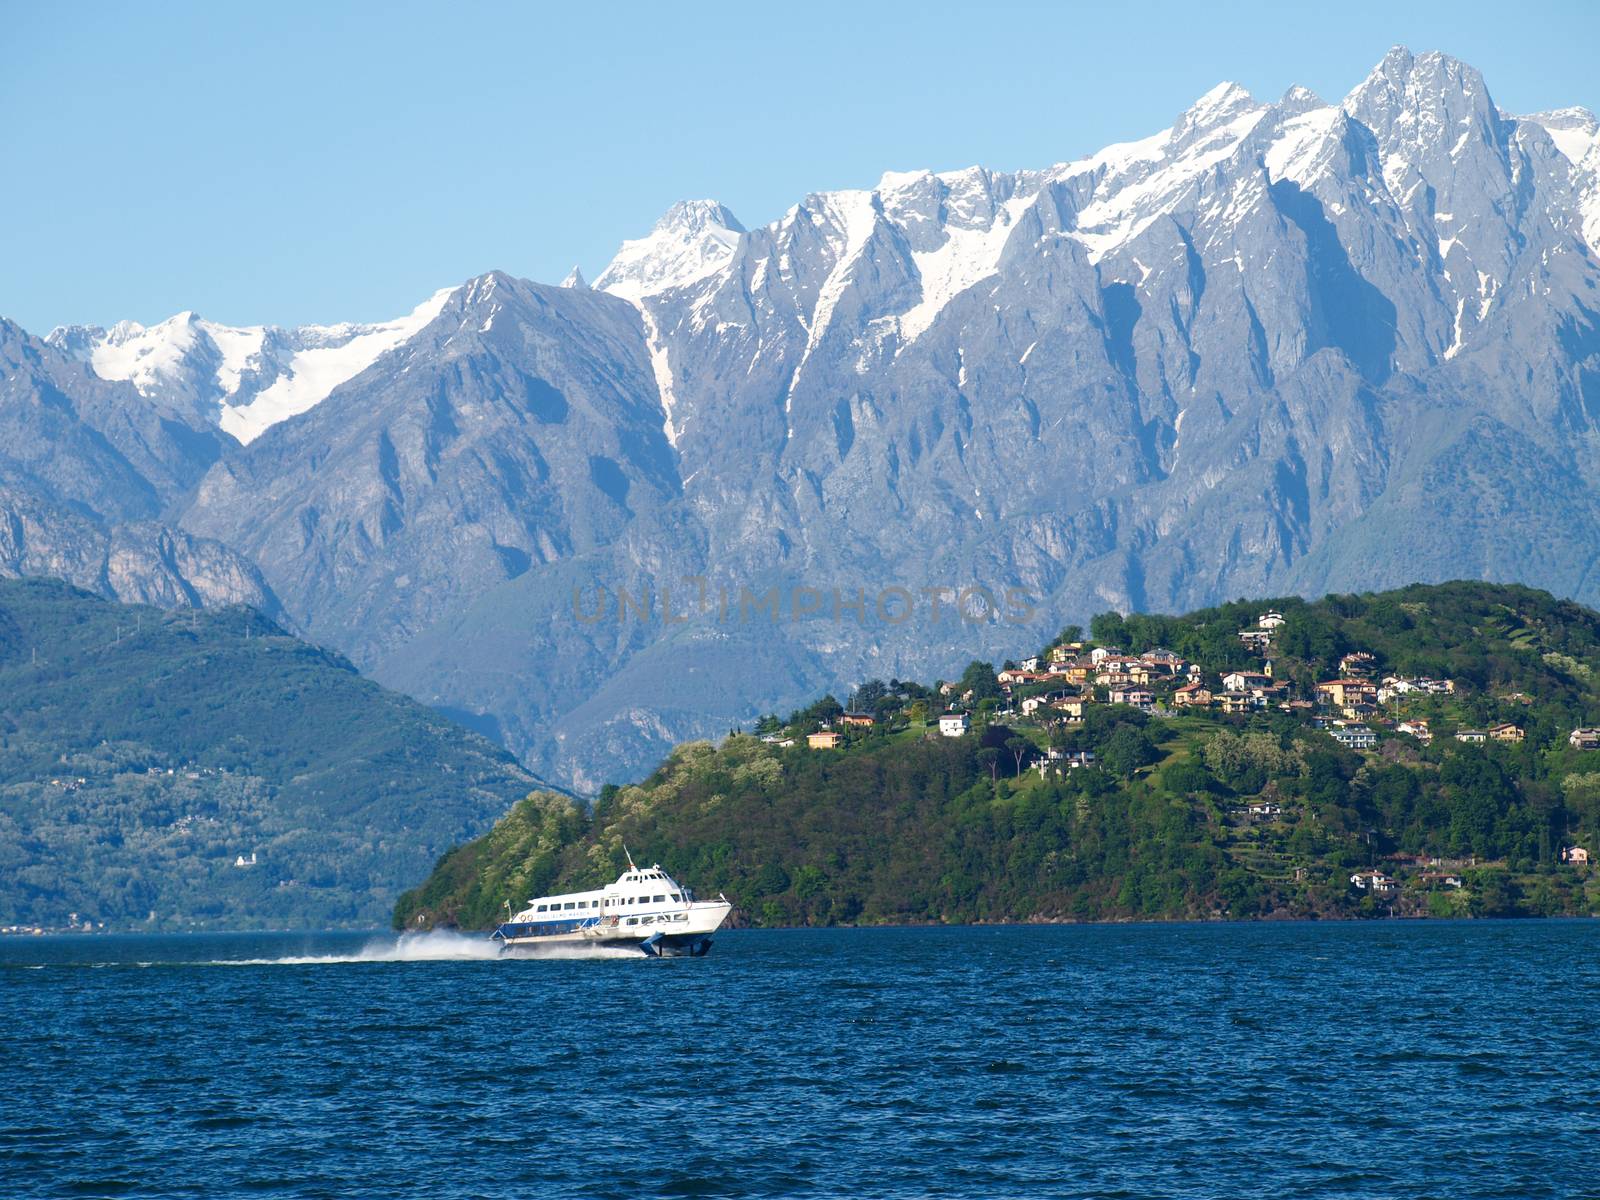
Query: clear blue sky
xmin=4 ymin=0 xmax=1596 ymax=332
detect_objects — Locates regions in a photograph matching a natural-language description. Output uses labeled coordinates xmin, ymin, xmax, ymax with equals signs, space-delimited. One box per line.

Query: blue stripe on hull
xmin=493 ymin=918 xmax=598 ymax=939
xmin=497 ymin=932 xmax=715 ymax=957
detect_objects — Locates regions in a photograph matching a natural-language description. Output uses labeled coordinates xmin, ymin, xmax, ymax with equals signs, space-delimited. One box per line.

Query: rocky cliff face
xmin=6 ymin=48 xmax=1600 ymax=788
xmin=0 ymin=320 xmax=280 ymax=614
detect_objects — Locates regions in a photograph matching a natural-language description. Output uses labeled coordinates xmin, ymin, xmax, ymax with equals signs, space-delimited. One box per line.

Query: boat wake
xmin=217 ymin=931 xmax=506 ymax=965
xmin=213 ymin=931 xmax=647 ymax=965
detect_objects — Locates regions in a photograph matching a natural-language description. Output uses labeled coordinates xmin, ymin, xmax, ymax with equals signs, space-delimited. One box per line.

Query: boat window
xmin=653 ymin=895 xmax=665 ymax=902
xmin=562 ymin=901 xmax=574 ymax=909
xmin=536 ymin=904 xmax=547 ymax=912
xmin=625 ymin=917 xmax=637 ymax=926
xmin=671 ymin=893 xmax=681 ymax=902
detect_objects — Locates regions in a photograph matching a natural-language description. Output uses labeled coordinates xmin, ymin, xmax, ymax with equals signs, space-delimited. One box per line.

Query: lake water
xmin=3 ymin=921 xmax=1598 ymax=1198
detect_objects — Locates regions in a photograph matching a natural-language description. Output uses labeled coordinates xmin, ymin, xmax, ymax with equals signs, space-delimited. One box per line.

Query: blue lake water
xmin=3 ymin=921 xmax=1598 ymax=1199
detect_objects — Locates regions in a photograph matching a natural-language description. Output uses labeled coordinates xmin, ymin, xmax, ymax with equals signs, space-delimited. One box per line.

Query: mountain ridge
xmin=4 ymin=47 xmax=1600 ymax=790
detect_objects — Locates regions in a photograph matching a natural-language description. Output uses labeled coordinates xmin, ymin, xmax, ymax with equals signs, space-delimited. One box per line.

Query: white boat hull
xmin=494 ymin=899 xmax=732 ymax=957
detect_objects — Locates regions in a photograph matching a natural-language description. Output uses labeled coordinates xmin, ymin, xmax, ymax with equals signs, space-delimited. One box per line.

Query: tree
xmin=801 ymin=694 xmax=844 ymax=724
xmin=959 ymin=660 xmax=1003 ymax=704
xmin=976 ymin=747 xmax=1000 ymax=783
xmin=1162 ymin=761 xmax=1216 ymax=796
xmin=851 ymin=679 xmax=889 ymax=714
xmin=1090 ymin=611 xmax=1129 ymax=648
xmin=1006 ymin=737 xmax=1031 ymax=777
xmin=1102 ymin=726 xmax=1159 ymax=777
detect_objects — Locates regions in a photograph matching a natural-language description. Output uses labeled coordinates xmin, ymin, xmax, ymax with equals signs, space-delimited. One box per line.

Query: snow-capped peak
xmin=1179 ymin=82 xmax=1258 ymax=133
xmin=49 ymin=287 xmax=457 ymax=445
xmin=560 ymin=265 xmax=589 ymax=289
xmin=1280 ymin=85 xmax=1326 ymax=115
xmin=594 ymin=199 xmax=745 ymax=302
xmin=1343 ymin=46 xmax=1496 ymax=139
xmin=1064 ymin=82 xmax=1268 ymax=261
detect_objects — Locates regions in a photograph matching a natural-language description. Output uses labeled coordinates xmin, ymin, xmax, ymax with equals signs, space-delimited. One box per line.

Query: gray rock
xmin=6 ymin=47 xmax=1600 ymax=789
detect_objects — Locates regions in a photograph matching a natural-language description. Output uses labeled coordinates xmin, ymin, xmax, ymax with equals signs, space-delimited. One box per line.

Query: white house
xmin=1330 ymin=724 xmax=1376 ymax=751
xmin=1021 ymin=692 xmax=1066 ymax=717
xmin=1222 ymin=671 xmax=1272 ymax=692
xmin=1257 ymin=611 xmax=1286 ymax=629
xmin=1350 ymin=870 xmax=1397 ymax=893
xmin=1109 ymin=686 xmax=1154 ymax=708
xmin=938 ymin=713 xmax=971 ymax=738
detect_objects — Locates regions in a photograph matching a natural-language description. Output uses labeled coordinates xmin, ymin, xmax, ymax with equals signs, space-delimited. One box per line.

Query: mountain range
xmin=5 ymin=47 xmax=1600 ymax=790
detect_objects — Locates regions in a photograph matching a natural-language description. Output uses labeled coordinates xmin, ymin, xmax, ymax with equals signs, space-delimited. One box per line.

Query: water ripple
xmin=3 ymin=922 xmax=1599 ymax=1197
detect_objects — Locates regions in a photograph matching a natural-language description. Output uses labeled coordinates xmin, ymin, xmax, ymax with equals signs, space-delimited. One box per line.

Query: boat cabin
xmin=504 ymin=864 xmax=697 ymax=935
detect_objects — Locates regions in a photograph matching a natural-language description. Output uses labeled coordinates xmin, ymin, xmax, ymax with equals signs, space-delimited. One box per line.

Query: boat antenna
xmin=623 ymin=843 xmax=637 ymax=872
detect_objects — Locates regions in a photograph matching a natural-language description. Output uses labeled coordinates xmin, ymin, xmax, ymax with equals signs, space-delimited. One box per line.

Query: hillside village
xmin=747 ymin=586 xmax=1600 ymax=915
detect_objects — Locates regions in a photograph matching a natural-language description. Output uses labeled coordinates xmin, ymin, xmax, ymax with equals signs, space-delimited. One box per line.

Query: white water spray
xmin=214 ymin=931 xmax=507 ymax=965
xmin=211 ymin=930 xmax=648 ymax=965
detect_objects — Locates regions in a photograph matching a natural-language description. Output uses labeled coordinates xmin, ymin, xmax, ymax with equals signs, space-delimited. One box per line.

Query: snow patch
xmin=638 ymin=305 xmax=682 ymax=448
xmin=898 ymin=191 xmax=1034 ymax=342
xmin=1544 ymin=124 xmax=1594 ymax=165
xmin=219 ymin=286 xmax=456 ymax=443
xmin=203 ymin=323 xmax=267 ymax=397
xmin=1070 ymin=101 xmax=1268 ymax=262
xmin=87 ymin=313 xmax=204 ymax=395
xmin=1444 ymin=296 xmax=1467 ymax=358
xmin=1263 ymin=106 xmax=1341 ymax=184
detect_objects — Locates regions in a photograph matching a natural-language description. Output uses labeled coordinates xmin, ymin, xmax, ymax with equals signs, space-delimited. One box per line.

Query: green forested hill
xmin=0 ymin=578 xmax=542 ymax=929
xmin=397 ymin=582 xmax=1600 ymax=929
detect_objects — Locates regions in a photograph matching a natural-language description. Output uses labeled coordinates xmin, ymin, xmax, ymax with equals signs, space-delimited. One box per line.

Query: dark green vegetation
xmin=399 ymin=582 xmax=1600 ymax=929
xmin=0 ymin=579 xmax=541 ymax=929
